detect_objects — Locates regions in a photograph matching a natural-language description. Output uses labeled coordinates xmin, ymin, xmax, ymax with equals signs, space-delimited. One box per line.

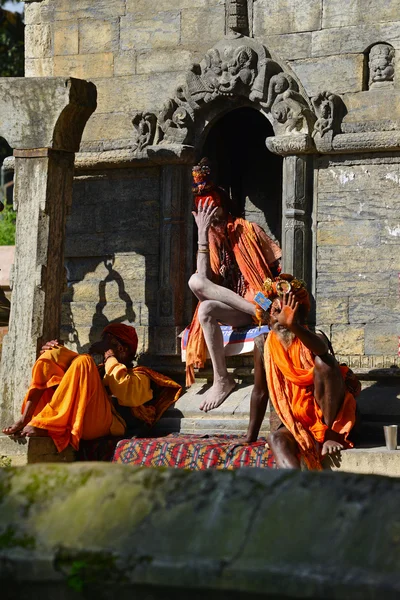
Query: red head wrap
xmin=102 ymin=324 xmax=138 ymax=356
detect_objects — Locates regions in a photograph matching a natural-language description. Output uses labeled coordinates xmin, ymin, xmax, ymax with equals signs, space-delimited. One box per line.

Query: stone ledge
xmin=1 ymin=464 xmax=400 ymax=599
xmin=324 ymin=446 xmax=400 ymax=477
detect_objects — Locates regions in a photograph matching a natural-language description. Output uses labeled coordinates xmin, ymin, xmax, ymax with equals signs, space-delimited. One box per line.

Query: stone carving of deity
xmin=368 ymin=43 xmax=395 ymax=88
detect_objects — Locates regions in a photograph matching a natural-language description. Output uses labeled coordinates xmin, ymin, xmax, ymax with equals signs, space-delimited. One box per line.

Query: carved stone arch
xmin=132 ymin=35 xmax=318 ymax=155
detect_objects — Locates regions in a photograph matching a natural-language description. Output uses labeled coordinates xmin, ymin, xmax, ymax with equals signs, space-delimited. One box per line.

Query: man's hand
xmin=276 ymin=292 xmax=299 ymax=331
xmin=192 ymin=198 xmax=218 ymax=244
xmin=39 ymin=339 xmax=63 ymax=354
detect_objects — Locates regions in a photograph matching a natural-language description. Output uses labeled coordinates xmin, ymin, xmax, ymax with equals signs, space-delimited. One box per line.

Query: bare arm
xmin=246 ymin=342 xmax=269 ymax=443
xmin=277 ymin=293 xmax=328 ymax=356
xmin=192 ymin=198 xmax=218 ymax=280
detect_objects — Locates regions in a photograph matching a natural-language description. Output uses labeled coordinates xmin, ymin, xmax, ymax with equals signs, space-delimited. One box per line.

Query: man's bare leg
xmin=313 ymin=353 xmax=346 ymax=457
xmin=2 ymin=388 xmax=46 ymax=437
xmin=189 ymin=274 xmax=257 ymax=317
xmin=197 ymin=300 xmax=253 ymax=412
xmin=267 ymin=427 xmax=300 ymax=469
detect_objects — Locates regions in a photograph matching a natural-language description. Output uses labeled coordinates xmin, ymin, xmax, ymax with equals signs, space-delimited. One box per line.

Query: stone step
xmin=324 ymin=447 xmax=400 ymax=478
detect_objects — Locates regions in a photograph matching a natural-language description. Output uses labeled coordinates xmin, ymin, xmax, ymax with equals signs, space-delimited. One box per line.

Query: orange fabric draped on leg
xmin=185 ymin=217 xmax=279 ymax=386
xmin=22 ymin=347 xmax=124 ymax=452
xmin=264 ymin=332 xmax=357 ymax=470
xmin=128 ymin=367 xmax=182 ymax=427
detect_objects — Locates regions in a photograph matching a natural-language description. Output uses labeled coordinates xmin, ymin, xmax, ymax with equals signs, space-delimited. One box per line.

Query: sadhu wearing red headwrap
xmin=187 ymin=158 xmax=282 ymax=412
xmin=245 ymin=274 xmax=360 ymax=470
xmin=2 ymin=324 xmax=181 ymax=452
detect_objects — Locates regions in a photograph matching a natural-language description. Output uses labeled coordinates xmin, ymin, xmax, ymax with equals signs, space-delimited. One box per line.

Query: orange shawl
xmin=185 ymin=217 xmax=276 ymax=386
xmin=265 ymin=332 xmax=356 ymax=470
xmin=130 ymin=366 xmax=182 ymax=426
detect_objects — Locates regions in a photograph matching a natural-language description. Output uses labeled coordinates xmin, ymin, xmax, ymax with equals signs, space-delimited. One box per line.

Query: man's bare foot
xmin=321 ymin=439 xmax=344 ymax=456
xmin=20 ymin=425 xmax=49 ymax=438
xmin=2 ymin=418 xmax=26 ymax=437
xmin=199 ymin=375 xmax=236 ymax=412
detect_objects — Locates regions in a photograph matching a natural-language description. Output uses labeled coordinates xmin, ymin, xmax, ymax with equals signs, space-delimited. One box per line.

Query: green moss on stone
xmin=0 ymin=525 xmax=35 ymax=550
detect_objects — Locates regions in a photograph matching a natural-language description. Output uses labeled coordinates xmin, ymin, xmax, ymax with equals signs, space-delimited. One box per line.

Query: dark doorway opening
xmin=201 ymin=106 xmax=282 ymax=243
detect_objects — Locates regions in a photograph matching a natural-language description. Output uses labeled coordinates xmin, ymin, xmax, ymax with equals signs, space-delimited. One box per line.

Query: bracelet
xmin=198 ymin=249 xmax=210 ymax=254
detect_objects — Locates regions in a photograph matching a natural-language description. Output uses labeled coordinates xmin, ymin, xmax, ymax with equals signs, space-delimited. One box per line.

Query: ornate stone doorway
xmin=201 ymin=106 xmax=283 ymax=244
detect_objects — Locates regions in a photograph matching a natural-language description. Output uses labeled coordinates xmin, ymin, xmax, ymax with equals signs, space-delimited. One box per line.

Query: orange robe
xmin=22 ymin=347 xmax=182 ymax=452
xmin=264 ymin=332 xmax=357 ymax=470
xmin=185 ymin=217 xmax=281 ymax=386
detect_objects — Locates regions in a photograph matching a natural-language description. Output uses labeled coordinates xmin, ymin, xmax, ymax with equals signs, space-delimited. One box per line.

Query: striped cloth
xmin=112 ymin=433 xmax=275 ymax=470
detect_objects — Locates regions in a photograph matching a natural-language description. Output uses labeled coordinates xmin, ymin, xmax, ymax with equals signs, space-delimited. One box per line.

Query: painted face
xmin=268 ymin=298 xmax=282 ymax=330
xmin=192 ymin=168 xmax=205 ymax=185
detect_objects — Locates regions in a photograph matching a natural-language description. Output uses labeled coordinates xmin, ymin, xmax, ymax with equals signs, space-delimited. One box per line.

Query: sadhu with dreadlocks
xmin=187 ymin=157 xmax=281 ymax=411
xmin=2 ymin=324 xmax=181 ymax=451
xmin=245 ymin=275 xmax=359 ymax=470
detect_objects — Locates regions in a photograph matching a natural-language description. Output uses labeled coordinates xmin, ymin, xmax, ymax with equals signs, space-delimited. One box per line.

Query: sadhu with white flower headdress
xmin=245 ymin=274 xmax=360 ymax=470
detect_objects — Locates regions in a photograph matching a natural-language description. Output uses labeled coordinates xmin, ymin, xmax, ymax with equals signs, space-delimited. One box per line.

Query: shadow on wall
xmin=61 ymin=169 xmax=161 ymax=357
xmin=63 ymin=257 xmax=137 ymax=354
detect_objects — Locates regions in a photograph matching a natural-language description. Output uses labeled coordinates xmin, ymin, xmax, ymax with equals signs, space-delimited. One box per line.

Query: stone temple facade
xmin=1 ymin=0 xmax=400 ymax=427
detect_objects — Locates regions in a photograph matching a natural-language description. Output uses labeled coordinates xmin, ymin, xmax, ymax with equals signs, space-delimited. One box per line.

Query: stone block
xmin=312 ymin=21 xmax=400 ymax=58
xmin=64 ymin=233 xmax=106 ymax=258
xmin=63 ymin=301 xmax=142 ymax=327
xmin=96 ymin=200 xmax=159 ymax=234
xmin=180 ymin=7 xmax=226 ymax=48
xmin=79 ymin=18 xmax=119 ymax=54
xmin=25 ymin=58 xmax=54 ymax=77
xmin=53 ymin=53 xmax=114 ymax=78
xmin=316 ymin=272 xmax=390 ymax=297
xmin=91 ymin=76 xmax=138 ymax=114
xmin=343 ymin=90 xmax=400 ymax=125
xmin=54 ymin=0 xmax=126 ymax=20
xmin=381 ymin=223 xmax=400 ymax=245
xmin=365 ymin=323 xmax=400 ymax=355
xmin=318 ymin=190 xmax=400 ymax=222
xmin=331 ymin=325 xmax=364 ymax=355
xmin=64 ymin=277 xmax=158 ymax=304
xmin=317 ymin=219 xmax=381 ymax=246
xmin=114 ymin=51 xmax=136 ymax=76
xmin=105 ymin=232 xmax=160 ymax=255
xmin=317 ymin=246 xmax=400 ymax=274
xmin=25 ymin=23 xmax=53 ymax=59
xmin=65 ymin=253 xmax=158 ymax=283
xmin=66 ymin=203 xmax=97 ymax=235
xmin=136 ymin=48 xmax=197 ymax=74
xmin=264 ymin=32 xmax=312 ymax=60
xmin=315 ymin=297 xmax=349 ymax=325
xmin=322 ymin=0 xmax=400 ymax=28
xmin=126 ymin=0 xmax=208 ymax=12
xmin=317 ymin=162 xmax=400 ymax=194
xmin=290 ymin=54 xmax=364 ymax=96
xmin=25 ymin=0 xmax=55 ymax=25
xmin=349 ymin=297 xmax=400 ymax=324
xmin=82 ymin=113 xmax=133 ymax=143
xmin=253 ymin=0 xmax=322 ymax=36
xmin=121 ymin=12 xmax=181 ymax=51
xmin=54 ymin=21 xmax=79 ymax=56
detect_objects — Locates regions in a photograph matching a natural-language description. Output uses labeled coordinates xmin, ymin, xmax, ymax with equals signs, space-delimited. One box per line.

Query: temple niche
xmin=368 ymin=43 xmax=395 ymax=89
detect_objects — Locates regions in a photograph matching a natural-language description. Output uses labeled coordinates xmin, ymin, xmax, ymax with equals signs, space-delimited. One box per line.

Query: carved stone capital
xmin=0 ymin=77 xmax=96 ymax=152
xmin=266 ymin=133 xmax=315 ymax=156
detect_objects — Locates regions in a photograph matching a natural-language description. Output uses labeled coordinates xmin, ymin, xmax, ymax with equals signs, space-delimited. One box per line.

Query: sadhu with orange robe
xmin=245 ymin=275 xmax=359 ymax=470
xmin=2 ymin=324 xmax=181 ymax=452
xmin=187 ymin=158 xmax=281 ymax=412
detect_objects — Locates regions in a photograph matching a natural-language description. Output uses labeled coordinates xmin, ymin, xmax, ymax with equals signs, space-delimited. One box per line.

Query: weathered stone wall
xmin=315 ymin=155 xmax=400 ymax=368
xmin=2 ymin=463 xmax=400 ymax=599
xmin=23 ymin=0 xmax=400 ymax=364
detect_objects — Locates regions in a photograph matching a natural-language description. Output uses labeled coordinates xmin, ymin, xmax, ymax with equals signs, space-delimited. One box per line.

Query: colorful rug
xmin=112 ymin=433 xmax=276 ymax=470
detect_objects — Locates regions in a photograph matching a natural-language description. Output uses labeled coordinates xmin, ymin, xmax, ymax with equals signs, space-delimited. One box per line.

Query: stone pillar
xmin=0 ymin=78 xmax=96 ymax=428
xmin=281 ymin=155 xmax=312 ymax=285
xmin=156 ymin=164 xmax=193 ymax=355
